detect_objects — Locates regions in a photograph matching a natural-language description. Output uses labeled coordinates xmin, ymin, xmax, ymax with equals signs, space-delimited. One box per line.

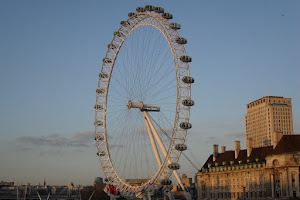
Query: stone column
xmin=280 ymin=172 xmax=283 ymax=197
xmin=289 ymin=171 xmax=294 ymax=198
xmin=247 ymin=172 xmax=250 ymax=199
xmin=197 ymin=178 xmax=201 ymax=200
xmin=271 ymin=173 xmax=275 ymax=198
xmin=286 ymin=168 xmax=289 ymax=197
xmin=296 ymin=171 xmax=300 ymax=198
xmin=262 ymin=172 xmax=265 ymax=198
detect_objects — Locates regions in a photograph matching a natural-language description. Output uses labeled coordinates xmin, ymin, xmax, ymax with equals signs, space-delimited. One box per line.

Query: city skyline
xmin=0 ymin=1 xmax=299 ymax=185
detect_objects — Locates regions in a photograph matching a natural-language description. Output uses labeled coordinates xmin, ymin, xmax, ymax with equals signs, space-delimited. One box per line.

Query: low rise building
xmin=196 ymin=135 xmax=300 ymax=199
xmin=94 ymin=177 xmax=105 ymax=186
xmin=172 ymin=174 xmax=196 ymax=199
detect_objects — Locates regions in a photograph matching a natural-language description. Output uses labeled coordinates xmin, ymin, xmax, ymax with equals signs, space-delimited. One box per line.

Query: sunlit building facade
xmin=196 ymin=135 xmax=300 ymax=200
xmin=245 ymin=96 xmax=293 ymax=148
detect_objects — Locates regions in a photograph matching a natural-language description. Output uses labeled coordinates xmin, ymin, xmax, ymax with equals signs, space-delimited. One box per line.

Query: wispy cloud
xmin=198 ymin=120 xmax=236 ymax=129
xmin=224 ymin=132 xmax=245 ymax=139
xmin=206 ymin=136 xmax=216 ymax=140
xmin=16 ymin=131 xmax=94 ymax=149
xmin=202 ymin=136 xmax=218 ymax=144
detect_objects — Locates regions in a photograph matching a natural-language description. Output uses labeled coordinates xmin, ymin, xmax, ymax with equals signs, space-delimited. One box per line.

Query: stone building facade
xmin=196 ymin=135 xmax=300 ymax=200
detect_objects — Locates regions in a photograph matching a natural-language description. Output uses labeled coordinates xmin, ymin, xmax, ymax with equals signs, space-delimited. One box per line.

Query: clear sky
xmin=0 ymin=0 xmax=299 ymax=185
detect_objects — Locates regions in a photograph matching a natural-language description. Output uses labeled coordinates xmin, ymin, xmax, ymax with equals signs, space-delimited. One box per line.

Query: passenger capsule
xmin=154 ymin=7 xmax=164 ymax=13
xmin=94 ymin=104 xmax=103 ymax=110
xmin=162 ymin=13 xmax=173 ymax=20
xmin=175 ymin=144 xmax=187 ymax=151
xmin=97 ymin=151 xmax=106 ymax=156
xmin=103 ymin=58 xmax=112 ymax=63
xmin=182 ymin=99 xmax=194 ymax=106
xmin=99 ymin=73 xmax=108 ymax=79
xmin=182 ymin=76 xmax=194 ymax=84
xmin=128 ymin=12 xmax=136 ymax=17
xmin=168 ymin=163 xmax=180 ymax=170
xmin=94 ymin=120 xmax=103 ymax=126
xmin=104 ymin=177 xmax=112 ymax=182
xmin=180 ymin=55 xmax=192 ymax=62
xmin=95 ymin=135 xmax=104 ymax=141
xmin=96 ymin=88 xmax=105 ymax=94
xmin=160 ymin=179 xmax=172 ymax=185
xmin=120 ymin=21 xmax=130 ymax=26
xmin=175 ymin=37 xmax=187 ymax=44
xmin=145 ymin=5 xmax=154 ymax=11
xmin=114 ymin=31 xmax=124 ymax=37
xmin=169 ymin=23 xmax=181 ymax=30
xmin=136 ymin=7 xmax=145 ymax=12
xmin=108 ymin=44 xmax=116 ymax=49
xmin=180 ymin=122 xmax=192 ymax=129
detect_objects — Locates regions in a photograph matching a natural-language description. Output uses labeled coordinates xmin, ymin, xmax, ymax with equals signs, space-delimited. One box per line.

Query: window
xmin=273 ymin=159 xmax=279 ymax=166
xmin=292 ymin=174 xmax=296 ymax=187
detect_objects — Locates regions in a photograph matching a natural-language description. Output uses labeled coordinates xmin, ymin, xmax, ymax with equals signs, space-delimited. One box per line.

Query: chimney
xmin=273 ymin=131 xmax=283 ymax=149
xmin=235 ymin=141 xmax=240 ymax=159
xmin=246 ymin=138 xmax=253 ymax=157
xmin=213 ymin=144 xmax=219 ymax=162
xmin=221 ymin=146 xmax=226 ymax=153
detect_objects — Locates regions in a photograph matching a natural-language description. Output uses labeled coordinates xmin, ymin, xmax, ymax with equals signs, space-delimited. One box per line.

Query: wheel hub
xmin=127 ymin=101 xmax=160 ymax=112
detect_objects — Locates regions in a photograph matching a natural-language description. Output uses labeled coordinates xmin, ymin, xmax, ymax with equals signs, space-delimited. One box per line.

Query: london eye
xmin=95 ymin=5 xmax=194 ymax=199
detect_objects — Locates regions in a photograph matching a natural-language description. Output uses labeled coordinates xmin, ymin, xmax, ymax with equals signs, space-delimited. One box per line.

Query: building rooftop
xmin=272 ymin=135 xmax=300 ymax=154
xmin=201 ymin=135 xmax=300 ymax=171
xmin=246 ymin=96 xmax=292 ymax=105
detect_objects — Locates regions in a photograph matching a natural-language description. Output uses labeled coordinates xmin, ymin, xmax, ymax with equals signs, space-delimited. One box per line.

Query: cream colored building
xmin=196 ymin=135 xmax=300 ymax=200
xmin=245 ymin=96 xmax=293 ymax=148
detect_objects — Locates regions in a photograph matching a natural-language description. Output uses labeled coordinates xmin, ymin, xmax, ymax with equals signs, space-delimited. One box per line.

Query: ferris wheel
xmin=95 ymin=5 xmax=194 ymax=199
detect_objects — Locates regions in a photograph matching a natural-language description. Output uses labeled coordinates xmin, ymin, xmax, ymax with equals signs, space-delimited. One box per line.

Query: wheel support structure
xmin=142 ymin=110 xmax=191 ymax=200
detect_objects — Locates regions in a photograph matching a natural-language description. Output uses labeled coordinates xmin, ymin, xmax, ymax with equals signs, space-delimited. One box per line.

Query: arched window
xmin=273 ymin=159 xmax=279 ymax=166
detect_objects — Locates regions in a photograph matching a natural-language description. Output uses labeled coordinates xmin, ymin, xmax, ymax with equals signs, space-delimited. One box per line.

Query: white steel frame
xmin=95 ymin=9 xmax=191 ymax=199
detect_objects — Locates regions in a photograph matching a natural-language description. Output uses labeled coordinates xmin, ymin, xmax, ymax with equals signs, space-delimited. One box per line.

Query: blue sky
xmin=0 ymin=0 xmax=299 ymax=185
